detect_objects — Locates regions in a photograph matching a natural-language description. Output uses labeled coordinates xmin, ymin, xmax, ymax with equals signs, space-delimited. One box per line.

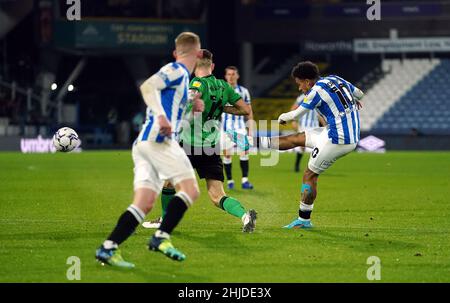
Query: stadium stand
xmin=361 ymin=58 xmax=449 ymax=135
xmin=251 ymin=56 xmax=450 ymax=137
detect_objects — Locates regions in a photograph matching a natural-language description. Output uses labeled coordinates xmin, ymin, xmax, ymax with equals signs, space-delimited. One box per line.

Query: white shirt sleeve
xmin=139 ymin=65 xmax=186 ymax=117
xmin=352 ymin=87 xmax=364 ymax=100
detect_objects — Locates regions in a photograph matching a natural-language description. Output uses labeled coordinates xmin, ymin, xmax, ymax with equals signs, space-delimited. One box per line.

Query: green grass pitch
xmin=0 ymin=150 xmax=449 ymax=282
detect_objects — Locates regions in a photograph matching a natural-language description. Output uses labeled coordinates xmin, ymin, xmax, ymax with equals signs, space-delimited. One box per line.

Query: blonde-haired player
xmin=96 ymin=32 xmax=204 ymax=267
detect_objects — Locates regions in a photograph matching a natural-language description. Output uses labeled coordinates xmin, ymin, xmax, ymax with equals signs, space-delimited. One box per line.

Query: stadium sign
xmin=18 ymin=135 xmax=82 ymax=154
xmin=357 ymin=135 xmax=386 ymax=153
xmin=302 ymin=40 xmax=353 ymax=53
xmin=21 ymin=135 xmax=56 ymax=153
xmin=354 ymin=37 xmax=450 ymax=53
xmin=53 ymin=20 xmax=206 ymax=51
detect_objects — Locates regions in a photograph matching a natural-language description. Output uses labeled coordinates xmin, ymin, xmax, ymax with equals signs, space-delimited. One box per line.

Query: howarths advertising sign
xmin=302 ymin=40 xmax=353 ymax=53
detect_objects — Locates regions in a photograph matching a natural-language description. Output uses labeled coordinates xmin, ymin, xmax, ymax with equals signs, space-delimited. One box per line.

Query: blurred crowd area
xmin=1 ymin=0 xmax=450 ymax=145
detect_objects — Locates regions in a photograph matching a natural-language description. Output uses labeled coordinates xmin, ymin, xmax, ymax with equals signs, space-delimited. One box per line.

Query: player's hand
xmin=192 ymin=92 xmax=204 ymax=112
xmin=278 ymin=112 xmax=293 ymax=125
xmin=356 ymin=100 xmax=363 ymax=110
xmin=158 ymin=115 xmax=172 ymax=136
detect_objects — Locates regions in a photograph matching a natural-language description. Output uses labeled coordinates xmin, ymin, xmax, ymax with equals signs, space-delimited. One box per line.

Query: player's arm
xmin=184 ymin=89 xmax=204 ymax=123
xmin=223 ymin=84 xmax=250 ymax=116
xmin=278 ymin=90 xmax=321 ymax=124
xmin=140 ymin=74 xmax=166 ymax=117
xmin=290 ymin=103 xmax=299 ymax=130
xmin=243 ymin=104 xmax=254 ymax=136
xmin=242 ymin=88 xmax=254 ymax=135
xmin=340 ymin=77 xmax=364 ymax=109
xmin=223 ymin=99 xmax=251 ymax=115
xmin=227 ymin=128 xmax=307 ymax=151
xmin=139 ymin=72 xmax=172 ymax=135
xmin=183 ymin=78 xmax=206 ymax=122
xmin=352 ymin=87 xmax=364 ymax=110
xmin=352 ymin=87 xmax=364 ymax=100
xmin=278 ymin=106 xmax=310 ymax=125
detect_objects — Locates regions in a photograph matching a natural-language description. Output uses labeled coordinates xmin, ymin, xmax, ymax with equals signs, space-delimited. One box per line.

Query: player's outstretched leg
xmin=149 ymin=179 xmax=199 ymax=261
xmin=284 ymin=169 xmax=318 ymax=229
xmin=226 ymin=129 xmax=307 ymax=152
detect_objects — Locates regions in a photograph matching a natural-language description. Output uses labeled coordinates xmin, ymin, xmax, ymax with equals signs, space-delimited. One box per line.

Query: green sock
xmin=161 ymin=187 xmax=176 ymax=219
xmin=219 ymin=196 xmax=246 ymax=219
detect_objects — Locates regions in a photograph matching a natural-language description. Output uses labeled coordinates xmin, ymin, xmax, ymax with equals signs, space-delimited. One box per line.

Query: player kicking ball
xmin=228 ymin=61 xmax=364 ymax=229
xmin=95 ymin=32 xmax=204 ymax=268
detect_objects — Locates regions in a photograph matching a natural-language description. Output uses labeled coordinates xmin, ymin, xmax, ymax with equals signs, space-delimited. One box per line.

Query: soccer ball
xmin=52 ymin=127 xmax=80 ymax=152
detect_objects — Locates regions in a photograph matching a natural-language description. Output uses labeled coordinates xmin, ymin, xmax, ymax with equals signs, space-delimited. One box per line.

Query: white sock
xmin=127 ymin=204 xmax=146 ymax=223
xmin=223 ymin=157 xmax=232 ymax=165
xmin=242 ymin=177 xmax=249 ymax=183
xmin=103 ymin=240 xmax=118 ymax=250
xmin=241 ymin=213 xmax=248 ymax=224
xmin=228 ymin=180 xmax=234 ymax=184
xmin=155 ymin=230 xmax=170 ymax=239
xmin=300 ymin=202 xmax=314 ymax=211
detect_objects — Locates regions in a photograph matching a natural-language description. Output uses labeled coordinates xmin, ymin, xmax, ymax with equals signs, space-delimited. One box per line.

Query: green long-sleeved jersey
xmin=180 ymin=74 xmax=241 ymax=147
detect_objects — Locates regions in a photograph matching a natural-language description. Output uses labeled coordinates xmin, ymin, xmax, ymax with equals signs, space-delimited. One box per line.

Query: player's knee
xmin=133 ymin=188 xmax=158 ymax=214
xmin=132 ymin=198 xmax=154 ymax=215
xmin=184 ymin=186 xmax=200 ymax=202
xmin=176 ymin=178 xmax=200 ymax=203
xmin=138 ymin=203 xmax=153 ymax=214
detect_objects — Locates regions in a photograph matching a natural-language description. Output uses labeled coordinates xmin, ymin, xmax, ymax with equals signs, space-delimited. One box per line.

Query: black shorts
xmin=180 ymin=143 xmax=224 ymax=182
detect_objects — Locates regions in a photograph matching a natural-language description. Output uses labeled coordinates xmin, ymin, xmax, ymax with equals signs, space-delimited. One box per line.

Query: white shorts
xmin=220 ymin=128 xmax=247 ymax=152
xmin=132 ymin=140 xmax=196 ymax=193
xmin=304 ymin=127 xmax=356 ymax=175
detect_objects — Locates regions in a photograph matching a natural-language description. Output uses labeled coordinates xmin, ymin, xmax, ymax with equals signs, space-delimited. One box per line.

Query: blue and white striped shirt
xmin=295 ymin=94 xmax=319 ymax=130
xmin=301 ymin=75 xmax=361 ymax=144
xmin=137 ymin=62 xmax=190 ymax=143
xmin=221 ymin=85 xmax=251 ymax=131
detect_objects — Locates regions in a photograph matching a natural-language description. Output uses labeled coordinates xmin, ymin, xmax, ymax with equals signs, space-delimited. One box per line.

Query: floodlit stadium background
xmin=2 ymin=0 xmax=449 ymax=149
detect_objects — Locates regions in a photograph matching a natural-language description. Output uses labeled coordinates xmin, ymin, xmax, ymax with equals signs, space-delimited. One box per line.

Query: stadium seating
xmin=359 ymin=58 xmax=449 ymax=134
xmin=360 ymin=59 xmax=440 ymax=131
